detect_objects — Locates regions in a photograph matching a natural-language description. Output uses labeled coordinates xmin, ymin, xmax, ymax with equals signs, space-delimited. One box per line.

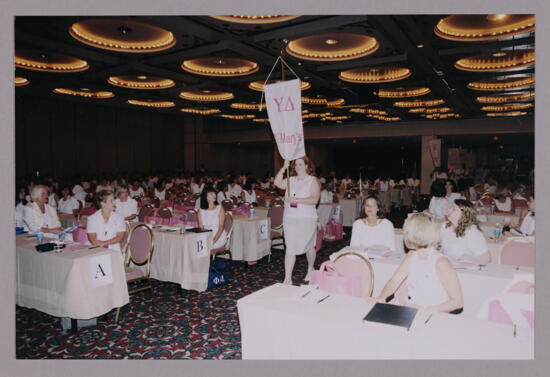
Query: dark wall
xmin=15 ymin=96 xmax=186 ymax=179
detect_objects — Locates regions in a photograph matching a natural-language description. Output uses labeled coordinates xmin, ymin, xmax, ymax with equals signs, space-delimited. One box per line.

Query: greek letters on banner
xmin=195 ymin=233 xmax=208 ymax=258
xmin=264 ymin=79 xmax=305 ymax=160
xmin=89 ymin=254 xmax=113 ymax=288
xmin=428 ymin=139 xmax=441 ymax=168
xmin=258 ymin=219 xmax=269 ymax=240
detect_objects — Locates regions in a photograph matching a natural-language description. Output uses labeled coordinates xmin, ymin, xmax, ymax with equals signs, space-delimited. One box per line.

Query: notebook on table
xmin=363 ymin=303 xmax=418 ymax=330
xmin=187 ymin=228 xmax=213 ymax=233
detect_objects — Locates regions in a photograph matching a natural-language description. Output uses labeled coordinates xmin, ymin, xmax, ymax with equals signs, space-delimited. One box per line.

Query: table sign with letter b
xmin=195 ymin=233 xmax=208 ymax=258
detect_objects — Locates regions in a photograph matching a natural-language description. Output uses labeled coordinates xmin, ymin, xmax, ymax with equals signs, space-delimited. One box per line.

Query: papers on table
xmin=293 ymin=285 xmax=328 ymax=302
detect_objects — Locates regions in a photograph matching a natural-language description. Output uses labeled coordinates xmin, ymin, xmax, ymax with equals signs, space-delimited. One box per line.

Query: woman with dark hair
xmin=504 ymin=192 xmax=535 ymax=236
xmin=350 ymin=195 xmax=395 ymax=252
xmin=216 ymin=181 xmax=231 ymax=204
xmin=154 ymin=180 xmax=167 ymax=200
xmin=444 ymin=179 xmax=463 ymax=207
xmin=274 ymin=156 xmax=320 ymax=284
xmin=494 ymin=187 xmax=515 ymax=215
xmin=197 ymin=186 xmax=227 ymax=249
xmin=427 ymin=180 xmax=451 ymax=219
xmin=86 ymin=190 xmax=126 ymax=251
xmin=57 ymin=185 xmax=80 ymax=215
xmin=440 ymin=199 xmax=490 ymax=264
xmin=241 ymin=181 xmax=257 ymax=204
xmin=16 ymin=186 xmax=28 ymax=228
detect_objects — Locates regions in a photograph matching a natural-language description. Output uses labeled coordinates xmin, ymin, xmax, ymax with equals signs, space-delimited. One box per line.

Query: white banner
xmin=264 ymin=79 xmax=305 ymax=160
xmin=428 ymin=139 xmax=441 ymax=168
xmin=89 ymin=254 xmax=113 ymax=288
xmin=258 ymin=219 xmax=269 ymax=240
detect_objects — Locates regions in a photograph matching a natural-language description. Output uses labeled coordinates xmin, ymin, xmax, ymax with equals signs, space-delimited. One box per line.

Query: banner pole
xmin=281 ymin=49 xmax=291 ymax=196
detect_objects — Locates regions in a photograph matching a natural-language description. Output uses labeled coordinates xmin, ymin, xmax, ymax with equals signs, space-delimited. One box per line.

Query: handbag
xmin=208 ymin=260 xmax=228 ymax=289
xmin=310 ymin=261 xmax=362 ymax=297
xmin=324 ymin=219 xmax=343 ymax=242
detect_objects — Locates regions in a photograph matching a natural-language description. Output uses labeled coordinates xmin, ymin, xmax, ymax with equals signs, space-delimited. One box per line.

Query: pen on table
xmin=317 ymin=295 xmax=330 ymax=303
xmin=513 ymin=324 xmax=517 ymax=337
xmin=88 ymin=246 xmax=100 ymax=249
xmin=424 ymin=314 xmax=433 ymax=325
xmin=301 ymin=290 xmax=311 ymax=298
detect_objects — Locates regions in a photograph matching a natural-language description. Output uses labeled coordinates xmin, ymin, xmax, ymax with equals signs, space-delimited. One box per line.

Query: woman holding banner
xmin=274 ymin=156 xmax=320 ymax=284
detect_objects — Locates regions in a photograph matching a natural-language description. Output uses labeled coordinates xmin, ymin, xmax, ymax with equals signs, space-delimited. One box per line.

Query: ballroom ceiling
xmin=14 ymin=15 xmax=535 ymax=126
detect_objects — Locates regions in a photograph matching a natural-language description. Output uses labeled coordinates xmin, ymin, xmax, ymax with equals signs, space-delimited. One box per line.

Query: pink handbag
xmin=310 ymin=261 xmax=362 ymax=298
xmin=231 ymin=204 xmax=250 ymax=216
xmin=72 ymin=227 xmax=88 ymax=244
xmin=324 ymin=219 xmax=343 ymax=242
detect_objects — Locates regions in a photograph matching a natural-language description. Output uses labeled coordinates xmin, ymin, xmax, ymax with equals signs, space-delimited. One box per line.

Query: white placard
xmin=428 ymin=138 xmax=441 ymax=167
xmin=264 ymin=79 xmax=305 ymax=160
xmin=330 ymin=205 xmax=342 ymax=223
xmin=89 ymin=254 xmax=113 ymax=288
xmin=195 ymin=233 xmax=208 ymax=258
xmin=258 ymin=219 xmax=269 ymax=240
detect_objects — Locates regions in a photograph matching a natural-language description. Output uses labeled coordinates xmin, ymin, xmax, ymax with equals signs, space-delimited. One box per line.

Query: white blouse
xmin=494 ymin=197 xmax=512 ymax=212
xmin=284 ymin=175 xmax=318 ymax=219
xmin=86 ymin=210 xmax=126 ymax=251
xmin=23 ymin=202 xmax=61 ymax=233
xmin=199 ymin=205 xmax=227 ymax=249
xmin=350 ymin=218 xmax=396 ymax=252
xmin=115 ymin=198 xmax=138 ymax=221
xmin=58 ymin=197 xmax=80 ymax=214
xmin=129 ymin=187 xmax=145 ymax=197
xmin=440 ymin=223 xmax=488 ymax=262
xmin=243 ymin=190 xmax=257 ymax=203
xmin=320 ymin=189 xmax=333 ymax=204
xmin=429 ymin=197 xmax=451 ymax=220
xmin=154 ymin=188 xmax=166 ymax=200
xmin=520 ymin=212 xmax=535 ymax=236
xmin=406 ymin=251 xmax=450 ymax=307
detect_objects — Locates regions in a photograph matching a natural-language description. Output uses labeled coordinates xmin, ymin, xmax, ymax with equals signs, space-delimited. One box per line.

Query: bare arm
xmin=87 ymin=232 xmax=125 ymax=248
xmin=376 ymin=252 xmax=414 ymax=302
xmin=213 ymin=206 xmax=226 ymax=244
xmin=273 ymin=159 xmax=290 ymax=190
xmin=426 ymin=257 xmax=464 ymax=312
xmin=197 ymin=211 xmax=204 ymax=229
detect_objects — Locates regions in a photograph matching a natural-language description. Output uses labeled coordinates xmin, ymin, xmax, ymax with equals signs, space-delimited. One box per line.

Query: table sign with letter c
xmin=259 ymin=219 xmax=269 ymax=240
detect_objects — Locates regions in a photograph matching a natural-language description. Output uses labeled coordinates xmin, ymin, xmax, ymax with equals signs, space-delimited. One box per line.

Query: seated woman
xmin=504 ymin=192 xmax=535 ymax=236
xmin=129 ymin=181 xmax=145 ymax=198
xmin=197 ymin=186 xmax=227 ymax=249
xmin=57 ymin=186 xmax=81 ymax=215
xmin=440 ymin=200 xmax=491 ymax=264
xmin=376 ymin=213 xmax=464 ymax=313
xmin=494 ymin=188 xmax=515 ymax=215
xmin=427 ymin=180 xmax=451 ymax=220
xmin=154 ymin=180 xmax=167 ymax=200
xmin=23 ymin=185 xmax=63 ymax=234
xmin=87 ymin=190 xmax=126 ymax=251
xmin=241 ymin=181 xmax=257 ymax=205
xmin=444 ymin=179 xmax=463 ymax=207
xmin=350 ymin=196 xmax=395 ymax=252
xmin=320 ymin=183 xmax=333 ymax=204
xmin=115 ymin=187 xmax=138 ymax=222
xmin=16 ymin=186 xmax=28 ymax=229
xmin=216 ymin=181 xmax=231 ymax=204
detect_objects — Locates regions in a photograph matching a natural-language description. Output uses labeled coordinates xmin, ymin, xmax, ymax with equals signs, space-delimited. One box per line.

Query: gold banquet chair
xmin=211 ymin=212 xmax=234 ymax=260
xmin=333 ymin=252 xmax=374 ymax=299
xmin=115 ymin=223 xmax=155 ymax=323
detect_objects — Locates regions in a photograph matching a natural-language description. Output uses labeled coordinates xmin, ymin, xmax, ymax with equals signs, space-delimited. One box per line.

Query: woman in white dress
xmin=274 ymin=156 xmax=320 ymax=284
xmin=444 ymin=179 xmax=463 ymax=207
xmin=87 ymin=190 xmax=126 ymax=251
xmin=319 ymin=183 xmax=333 ymax=204
xmin=504 ymin=192 xmax=535 ymax=236
xmin=197 ymin=186 xmax=227 ymax=249
xmin=154 ymin=181 xmax=167 ymax=200
xmin=23 ymin=185 xmax=63 ymax=234
xmin=350 ymin=196 xmax=395 ymax=252
xmin=115 ymin=187 xmax=138 ymax=222
xmin=427 ymin=180 xmax=451 ymax=220
xmin=376 ymin=213 xmax=464 ymax=313
xmin=494 ymin=188 xmax=515 ymax=215
xmin=57 ymin=186 xmax=80 ymax=215
xmin=440 ymin=200 xmax=491 ymax=264
xmin=240 ymin=181 xmax=257 ymax=204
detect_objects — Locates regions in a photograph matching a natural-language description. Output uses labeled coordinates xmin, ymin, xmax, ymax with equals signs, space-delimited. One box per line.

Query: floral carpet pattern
xmin=16 ymin=233 xmax=351 ymax=359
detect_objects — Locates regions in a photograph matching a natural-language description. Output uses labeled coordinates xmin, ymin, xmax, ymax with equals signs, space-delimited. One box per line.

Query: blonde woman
xmin=376 ymin=213 xmax=463 ymax=313
xmin=23 ymin=185 xmax=63 ymax=234
xmin=440 ymin=200 xmax=490 ymax=264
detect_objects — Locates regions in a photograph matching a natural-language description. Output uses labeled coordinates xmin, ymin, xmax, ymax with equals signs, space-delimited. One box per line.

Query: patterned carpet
xmin=16 ymin=232 xmax=352 ymax=359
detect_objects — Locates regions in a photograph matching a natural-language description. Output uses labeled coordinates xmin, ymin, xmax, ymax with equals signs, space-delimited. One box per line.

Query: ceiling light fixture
xmin=209 ymin=15 xmax=300 ymax=24
xmin=15 ymin=50 xmax=89 ymax=72
xmin=467 ymin=77 xmax=534 ymax=91
xmin=455 ymin=49 xmax=534 ymax=72
xmin=107 ymin=75 xmax=175 ymax=89
xmin=179 ymin=90 xmax=235 ymax=101
xmin=339 ymin=66 xmax=411 ymax=83
xmin=127 ymin=99 xmax=175 ymax=108
xmin=182 ymin=57 xmax=259 ymax=77
xmin=475 ymin=92 xmax=535 ymax=103
xmin=375 ymin=87 xmax=431 ymax=98
xmin=248 ymin=80 xmax=311 ymax=92
xmin=286 ymin=33 xmax=379 ymax=61
xmin=434 ymin=14 xmax=535 ymax=41
xmin=53 ymin=88 xmax=114 ymax=98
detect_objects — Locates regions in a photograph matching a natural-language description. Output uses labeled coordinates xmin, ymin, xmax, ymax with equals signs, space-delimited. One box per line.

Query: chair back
xmin=80 ymin=207 xmax=97 ymax=216
xmin=499 ymin=239 xmax=535 ymax=267
xmin=230 ymin=195 xmax=240 ymax=205
xmin=120 ymin=222 xmax=130 ymax=256
xmin=256 ymin=196 xmax=266 ymax=207
xmin=513 ymin=198 xmax=529 ymax=208
xmin=186 ymin=209 xmax=198 ymax=223
xmin=270 ymin=197 xmax=284 ymax=207
xmin=138 ymin=205 xmax=154 ymax=222
xmin=334 ymin=252 xmax=374 ymax=298
xmin=221 ymin=199 xmax=234 ymax=212
xmin=223 ymin=212 xmax=234 ymax=247
xmin=267 ymin=204 xmax=284 ymax=229
xmin=157 ymin=207 xmax=172 ymax=219
xmin=480 ymin=196 xmax=494 ymax=206
xmin=127 ymin=223 xmax=154 ymax=267
xmin=152 ymin=197 xmax=161 ymax=208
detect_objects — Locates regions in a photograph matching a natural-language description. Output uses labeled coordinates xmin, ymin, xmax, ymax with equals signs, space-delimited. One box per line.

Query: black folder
xmin=187 ymin=228 xmax=213 ymax=233
xmin=363 ymin=303 xmax=418 ymax=330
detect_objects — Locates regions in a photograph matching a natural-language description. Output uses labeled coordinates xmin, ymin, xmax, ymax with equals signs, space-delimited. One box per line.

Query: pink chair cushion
xmin=271 ymin=230 xmax=282 ymax=239
xmin=129 ymin=226 xmax=152 ymax=263
xmin=125 ymin=267 xmax=145 ymax=281
xmin=334 ymin=255 xmax=373 ymax=298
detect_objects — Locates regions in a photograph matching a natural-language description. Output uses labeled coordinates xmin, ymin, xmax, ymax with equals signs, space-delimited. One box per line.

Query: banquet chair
xmin=513 ymin=198 xmax=529 ymax=209
xmin=333 ymin=252 xmax=374 ymax=298
xmin=152 ymin=197 xmax=161 ymax=208
xmin=268 ymin=204 xmax=285 ymax=251
xmin=270 ymin=197 xmax=284 ymax=208
xmin=138 ymin=205 xmax=154 ymax=222
xmin=256 ymin=196 xmax=266 ymax=207
xmin=115 ymin=223 xmax=155 ymax=323
xmin=211 ymin=212 xmax=234 ymax=260
xmin=221 ymin=199 xmax=234 ymax=212
xmin=479 ymin=195 xmax=494 ymax=206
xmin=186 ymin=209 xmax=198 ymax=224
xmin=120 ymin=222 xmax=131 ymax=258
xmin=157 ymin=207 xmax=172 ymax=219
xmin=499 ymin=238 xmax=535 ymax=268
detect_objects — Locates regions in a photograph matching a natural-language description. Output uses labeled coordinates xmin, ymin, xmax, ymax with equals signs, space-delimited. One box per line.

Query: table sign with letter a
xmin=258 ymin=219 xmax=269 ymax=240
xmin=89 ymin=254 xmax=113 ymax=288
xmin=195 ymin=233 xmax=208 ymax=258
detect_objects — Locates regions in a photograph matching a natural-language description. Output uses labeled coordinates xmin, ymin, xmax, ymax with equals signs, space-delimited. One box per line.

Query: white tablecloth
xmin=230 ymin=216 xmax=272 ymax=262
xmin=237 ymin=284 xmax=532 ymax=359
xmin=317 ymin=203 xmax=336 ymax=227
xmin=16 ymin=235 xmax=129 ymax=320
xmin=339 ymin=199 xmax=361 ymax=227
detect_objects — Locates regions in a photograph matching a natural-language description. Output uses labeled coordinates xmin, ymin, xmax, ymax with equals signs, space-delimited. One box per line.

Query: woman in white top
xmin=87 ymin=190 xmax=126 ymax=251
xmin=440 ymin=200 xmax=491 ymax=264
xmin=197 ymin=186 xmax=227 ymax=249
xmin=95 ymin=179 xmax=113 ymax=193
xmin=274 ymin=156 xmax=320 ymax=284
xmin=46 ymin=184 xmax=58 ymax=210
xmin=228 ymin=177 xmax=242 ymax=198
xmin=154 ymin=181 xmax=167 ymax=200
xmin=427 ymin=180 xmax=451 ymax=220
xmin=16 ymin=187 xmax=28 ymax=229
xmin=350 ymin=196 xmax=395 ymax=252
xmin=494 ymin=188 xmax=515 ymax=214
xmin=129 ymin=181 xmax=145 ymax=198
xmin=444 ymin=180 xmax=463 ymax=207
xmin=504 ymin=193 xmax=535 ymax=236
xmin=216 ymin=182 xmax=231 ymax=204
xmin=376 ymin=213 xmax=464 ymax=313
xmin=57 ymin=186 xmax=80 ymax=215
xmin=72 ymin=184 xmax=87 ymax=202
xmin=23 ymin=185 xmax=63 ymax=234
xmin=320 ymin=183 xmax=333 ymax=204
xmin=115 ymin=187 xmax=138 ymax=222
xmin=241 ymin=182 xmax=257 ymax=204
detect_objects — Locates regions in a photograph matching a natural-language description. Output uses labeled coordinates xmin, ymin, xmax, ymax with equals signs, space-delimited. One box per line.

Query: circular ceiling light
xmin=209 ymin=15 xmax=300 ymax=24
xmin=486 ymin=111 xmax=528 ymax=117
xmin=230 ymin=102 xmax=266 ymax=110
xmin=455 ymin=49 xmax=534 ymax=72
xmin=393 ymin=99 xmax=445 ymax=108
xmin=424 ymin=113 xmax=461 ymax=119
xmin=325 ymin=115 xmax=351 ymax=121
xmin=476 ymin=92 xmax=535 ymax=103
xmin=481 ymin=103 xmax=534 ymax=112
xmin=326 ymin=98 xmax=346 ymax=107
xmin=424 ymin=107 xmax=452 ymax=114
xmin=375 ymin=87 xmax=431 ymax=98
xmin=182 ymin=57 xmax=259 ymax=77
xmin=409 ymin=108 xmax=426 ymax=113
xmin=180 ymin=108 xmax=221 ymax=115
xmin=69 ymin=19 xmax=176 ymax=53
xmin=286 ymin=33 xmax=379 ymax=62
xmin=127 ymin=99 xmax=175 ymax=108
xmin=253 ymin=118 xmax=270 ymax=123
xmin=248 ymin=80 xmax=311 ymax=92
xmin=15 ymin=50 xmax=89 ymax=73
xmin=179 ymin=90 xmax=234 ymax=101
xmin=219 ymin=114 xmax=255 ymax=120
xmin=107 ymin=75 xmax=175 ymax=89
xmin=339 ymin=66 xmax=411 ymax=83
xmin=467 ymin=77 xmax=534 ymax=91
xmin=434 ymin=14 xmax=535 ymax=42
xmin=349 ymin=108 xmax=388 ymax=115
xmin=15 ymin=76 xmax=30 ymax=87
xmin=53 ymin=88 xmax=115 ymax=98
